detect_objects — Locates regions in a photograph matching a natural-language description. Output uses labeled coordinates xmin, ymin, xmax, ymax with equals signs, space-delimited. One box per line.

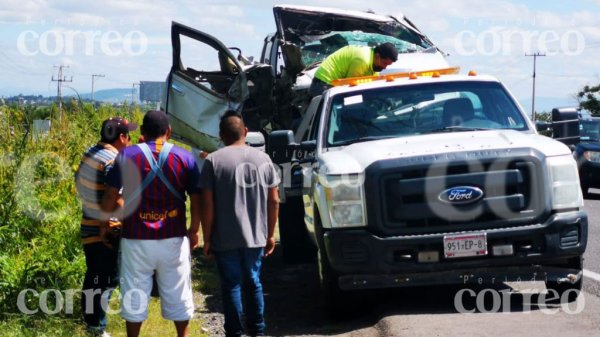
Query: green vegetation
xmin=0 ymin=101 xmax=210 ymax=336
xmin=578 ymin=84 xmax=600 ymax=115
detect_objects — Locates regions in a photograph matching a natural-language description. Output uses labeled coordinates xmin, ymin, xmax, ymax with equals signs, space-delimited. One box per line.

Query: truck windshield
xmin=326 ymin=81 xmax=528 ymax=147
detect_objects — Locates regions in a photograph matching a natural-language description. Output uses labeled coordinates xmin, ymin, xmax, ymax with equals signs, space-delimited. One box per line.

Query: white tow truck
xmin=267 ymin=69 xmax=588 ymax=306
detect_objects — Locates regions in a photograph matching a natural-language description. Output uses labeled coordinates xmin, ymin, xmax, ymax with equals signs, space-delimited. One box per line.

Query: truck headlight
xmin=583 ymin=150 xmax=600 ymax=163
xmin=546 ymin=155 xmax=583 ymax=210
xmin=323 ymin=174 xmax=366 ymax=227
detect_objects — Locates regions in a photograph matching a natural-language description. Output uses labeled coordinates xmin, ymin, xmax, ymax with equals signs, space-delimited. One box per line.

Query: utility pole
xmin=525 ymin=52 xmax=546 ymax=122
xmin=130 ymin=82 xmax=140 ymax=118
xmin=131 ymin=82 xmax=140 ymax=105
xmin=51 ymin=65 xmax=72 ymax=121
xmin=91 ymin=74 xmax=105 ymax=103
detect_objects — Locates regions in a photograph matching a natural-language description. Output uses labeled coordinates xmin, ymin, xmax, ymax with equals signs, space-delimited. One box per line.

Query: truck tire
xmin=545 ymin=257 xmax=583 ymax=303
xmin=314 ymin=213 xmax=355 ymax=317
xmin=279 ymin=196 xmax=316 ymax=264
xmin=545 ymin=279 xmax=582 ymax=303
xmin=318 ymin=249 xmax=342 ymax=302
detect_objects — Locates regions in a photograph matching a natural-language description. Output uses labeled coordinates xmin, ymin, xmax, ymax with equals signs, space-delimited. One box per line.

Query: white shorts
xmin=119 ymin=237 xmax=194 ymax=322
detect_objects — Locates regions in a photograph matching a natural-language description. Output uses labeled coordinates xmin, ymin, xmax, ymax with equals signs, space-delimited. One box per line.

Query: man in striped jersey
xmin=75 ymin=117 xmax=137 ymax=337
xmin=102 ymin=110 xmax=201 ymax=337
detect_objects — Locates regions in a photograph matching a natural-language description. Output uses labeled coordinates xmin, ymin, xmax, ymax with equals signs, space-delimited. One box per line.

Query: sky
xmin=1 ymin=0 xmax=599 ymax=113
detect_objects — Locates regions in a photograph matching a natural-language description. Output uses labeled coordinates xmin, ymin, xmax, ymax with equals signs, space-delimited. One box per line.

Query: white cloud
xmin=205 ymin=5 xmax=245 ymax=17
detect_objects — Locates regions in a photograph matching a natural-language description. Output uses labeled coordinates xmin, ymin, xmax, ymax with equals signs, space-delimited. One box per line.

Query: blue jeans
xmin=215 ymin=248 xmax=265 ymax=337
xmin=81 ymin=242 xmax=119 ymax=330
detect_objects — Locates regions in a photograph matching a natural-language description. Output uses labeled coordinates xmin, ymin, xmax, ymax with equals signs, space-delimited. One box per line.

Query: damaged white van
xmin=161 ymin=5 xmax=449 ymax=151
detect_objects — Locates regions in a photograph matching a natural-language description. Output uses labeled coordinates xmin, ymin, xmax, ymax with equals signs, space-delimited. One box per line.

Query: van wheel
xmin=279 ymin=196 xmax=316 ymax=264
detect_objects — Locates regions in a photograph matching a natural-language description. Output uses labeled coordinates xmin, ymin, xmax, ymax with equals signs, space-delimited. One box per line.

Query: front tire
xmin=545 ymin=279 xmax=582 ymax=303
xmin=545 ymin=257 xmax=583 ymax=303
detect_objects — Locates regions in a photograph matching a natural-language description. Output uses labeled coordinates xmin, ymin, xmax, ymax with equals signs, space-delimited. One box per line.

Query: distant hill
xmin=75 ymin=88 xmax=133 ymax=103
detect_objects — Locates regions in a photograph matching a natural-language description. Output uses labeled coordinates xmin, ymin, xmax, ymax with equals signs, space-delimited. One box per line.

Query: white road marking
xmin=583 ymin=269 xmax=600 ymax=282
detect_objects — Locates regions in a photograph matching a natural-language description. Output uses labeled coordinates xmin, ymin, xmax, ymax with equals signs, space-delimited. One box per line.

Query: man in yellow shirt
xmin=309 ymin=42 xmax=398 ymax=96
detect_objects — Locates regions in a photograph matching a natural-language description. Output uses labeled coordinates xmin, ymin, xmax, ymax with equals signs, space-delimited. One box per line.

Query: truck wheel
xmin=279 ymin=196 xmax=316 ymax=264
xmin=318 ymin=249 xmax=341 ymax=299
xmin=545 ymin=257 xmax=583 ymax=303
xmin=314 ymin=211 xmax=355 ymax=318
xmin=545 ymin=279 xmax=582 ymax=303
xmin=318 ymin=249 xmax=351 ymax=316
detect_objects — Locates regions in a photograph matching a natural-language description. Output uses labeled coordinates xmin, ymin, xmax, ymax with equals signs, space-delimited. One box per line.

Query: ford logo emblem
xmin=438 ymin=186 xmax=484 ymax=204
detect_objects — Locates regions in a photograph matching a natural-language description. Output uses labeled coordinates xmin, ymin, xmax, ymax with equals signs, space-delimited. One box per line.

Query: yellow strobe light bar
xmin=331 ymin=66 xmax=461 ymax=87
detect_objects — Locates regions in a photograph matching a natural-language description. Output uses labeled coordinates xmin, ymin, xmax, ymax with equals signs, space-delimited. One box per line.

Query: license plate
xmin=443 ymin=233 xmax=488 ymax=258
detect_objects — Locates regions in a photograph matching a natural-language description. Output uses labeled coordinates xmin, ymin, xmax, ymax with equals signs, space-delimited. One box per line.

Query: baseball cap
xmin=141 ymin=110 xmax=170 ymax=138
xmin=101 ymin=117 xmax=138 ymax=143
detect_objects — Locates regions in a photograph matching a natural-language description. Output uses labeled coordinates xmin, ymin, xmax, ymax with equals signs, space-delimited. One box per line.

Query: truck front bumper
xmin=323 ymin=211 xmax=587 ymax=290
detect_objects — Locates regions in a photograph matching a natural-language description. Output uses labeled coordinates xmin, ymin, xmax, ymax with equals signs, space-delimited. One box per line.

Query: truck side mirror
xmin=535 ymin=121 xmax=551 ymax=132
xmin=551 ymin=108 xmax=580 ymax=145
xmin=299 ymin=140 xmax=316 ymax=151
xmin=268 ymin=130 xmax=294 ymax=164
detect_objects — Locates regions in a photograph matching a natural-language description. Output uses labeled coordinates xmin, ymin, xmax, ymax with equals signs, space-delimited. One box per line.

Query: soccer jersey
xmin=106 ymin=140 xmax=200 ymax=240
xmin=314 ymin=45 xmax=375 ymax=84
xmin=75 ymin=142 xmax=119 ymax=244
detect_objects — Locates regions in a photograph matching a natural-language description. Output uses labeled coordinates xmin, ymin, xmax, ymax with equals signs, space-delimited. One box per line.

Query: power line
xmin=51 ymin=65 xmax=73 ymax=121
xmin=91 ymin=74 xmax=105 ymax=102
xmin=525 ymin=52 xmax=546 ymax=121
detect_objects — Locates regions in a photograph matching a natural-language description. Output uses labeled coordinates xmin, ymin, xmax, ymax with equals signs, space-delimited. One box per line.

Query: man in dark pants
xmin=199 ymin=110 xmax=280 ymax=337
xmin=75 ymin=117 xmax=136 ymax=337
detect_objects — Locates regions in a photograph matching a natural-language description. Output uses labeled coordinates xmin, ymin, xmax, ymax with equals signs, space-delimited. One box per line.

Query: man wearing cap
xmin=75 ymin=116 xmax=137 ymax=337
xmin=102 ymin=110 xmax=201 ymax=337
xmin=309 ymin=42 xmax=399 ymax=96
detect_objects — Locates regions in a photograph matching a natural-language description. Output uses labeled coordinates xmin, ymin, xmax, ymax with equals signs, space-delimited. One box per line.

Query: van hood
xmin=320 ymin=130 xmax=572 ymax=175
xmin=273 ymin=5 xmax=427 ymax=44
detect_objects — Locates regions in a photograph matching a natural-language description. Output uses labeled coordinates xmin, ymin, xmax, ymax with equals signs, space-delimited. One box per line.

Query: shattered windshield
xmin=301 ymin=31 xmax=432 ymax=67
xmin=326 ymin=81 xmax=528 ymax=147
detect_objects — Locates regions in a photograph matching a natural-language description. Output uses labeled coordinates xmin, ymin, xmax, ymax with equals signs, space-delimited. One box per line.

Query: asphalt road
xmin=261 ymin=195 xmax=600 ymax=337
xmin=582 ymin=189 xmax=600 ymax=298
xmin=200 ymin=196 xmax=600 ymax=337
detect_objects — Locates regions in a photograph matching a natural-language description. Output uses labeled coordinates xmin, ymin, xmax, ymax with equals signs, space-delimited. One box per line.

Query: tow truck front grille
xmin=373 ymin=156 xmax=545 ymax=234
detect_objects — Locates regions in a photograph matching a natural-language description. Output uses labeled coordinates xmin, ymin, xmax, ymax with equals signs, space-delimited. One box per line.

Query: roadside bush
xmin=0 ymin=103 xmax=142 ymax=326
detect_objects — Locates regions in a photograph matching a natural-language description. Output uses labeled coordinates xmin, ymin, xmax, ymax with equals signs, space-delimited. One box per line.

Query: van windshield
xmin=326 ymin=81 xmax=529 ymax=147
xmin=301 ymin=31 xmax=431 ymax=67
